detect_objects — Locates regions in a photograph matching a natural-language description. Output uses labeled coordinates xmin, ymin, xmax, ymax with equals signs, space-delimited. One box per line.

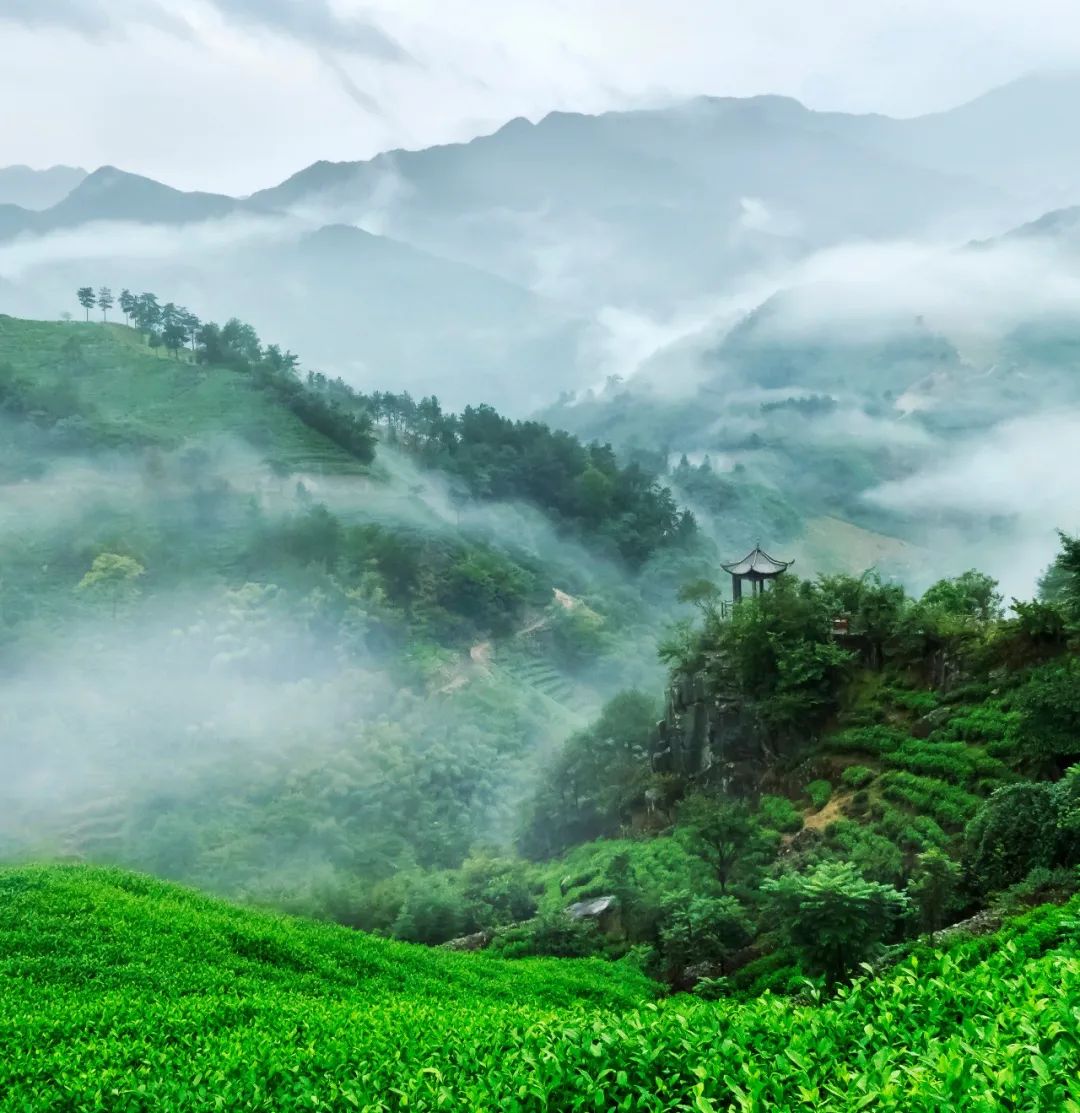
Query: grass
xmin=2 ymin=865 xmax=1080 ymax=1111
xmin=0 ymin=316 xmax=365 ymax=474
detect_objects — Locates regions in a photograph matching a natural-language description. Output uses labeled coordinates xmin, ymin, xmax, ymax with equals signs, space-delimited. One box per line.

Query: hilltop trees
xmin=97 ymin=287 xmax=114 ymax=322
xmin=118 ymin=289 xmax=136 ymax=326
xmin=76 ymin=287 xmax=95 ymax=321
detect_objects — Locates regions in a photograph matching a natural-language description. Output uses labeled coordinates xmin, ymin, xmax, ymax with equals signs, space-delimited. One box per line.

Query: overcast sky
xmin=4 ymin=0 xmax=1080 ymax=194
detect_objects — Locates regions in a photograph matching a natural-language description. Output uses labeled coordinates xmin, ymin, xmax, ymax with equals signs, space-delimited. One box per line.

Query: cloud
xmin=205 ymin=0 xmax=409 ymax=62
xmin=0 ymin=214 xmax=306 ymax=281
xmin=316 ymin=48 xmax=386 ymax=116
xmin=0 ymin=0 xmax=108 ymax=33
xmin=865 ymin=412 xmax=1080 ymax=597
xmin=0 ymin=0 xmax=408 ymax=89
xmin=0 ymin=0 xmax=189 ymax=36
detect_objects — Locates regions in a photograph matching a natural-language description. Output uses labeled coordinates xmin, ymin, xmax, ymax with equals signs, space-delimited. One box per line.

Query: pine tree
xmin=76 ymin=287 xmax=96 ymax=322
xmin=97 ymin=286 xmax=114 ymax=322
xmin=118 ymin=289 xmax=136 ymax=326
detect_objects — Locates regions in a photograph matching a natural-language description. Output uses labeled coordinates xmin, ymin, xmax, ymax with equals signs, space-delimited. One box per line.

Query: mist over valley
xmin=3 ymin=14 xmax=1080 ymax=1106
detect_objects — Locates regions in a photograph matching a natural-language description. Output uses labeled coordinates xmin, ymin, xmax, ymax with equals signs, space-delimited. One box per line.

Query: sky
xmin=4 ymin=0 xmax=1080 ymax=194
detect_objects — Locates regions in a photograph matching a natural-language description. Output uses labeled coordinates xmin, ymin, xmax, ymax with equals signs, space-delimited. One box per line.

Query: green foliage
xmin=841 ymin=764 xmax=876 ymax=789
xmin=488 ymin=911 xmax=602 ymax=959
xmin=819 ymin=820 xmax=905 ymax=886
xmin=879 ymin=771 xmax=980 ymax=830
xmin=677 ymin=794 xmax=772 ymax=894
xmin=75 ymin=550 xmax=145 ymax=615
xmin=520 ymin=691 xmax=659 ymax=858
xmin=355 ymin=394 xmax=697 ymax=566
xmin=884 ymin=738 xmax=1009 ymax=785
xmin=763 ymin=861 xmax=909 ymax=985
xmin=7 ymin=866 xmax=1080 ymax=1111
xmin=758 ymin=793 xmax=803 ymax=833
xmin=817 ymin=570 xmax=908 ymax=666
xmin=1014 ymin=658 xmax=1080 ymax=770
xmin=1040 ymin=530 xmax=1080 ymax=624
xmin=964 ymin=782 xmax=1060 ymax=894
xmin=723 ymin=575 xmax=855 ymax=741
xmin=805 ymin=778 xmax=832 ymax=812
xmin=658 ymin=893 xmax=751 ymax=973
xmin=6 ymin=868 xmax=1077 ymax=1113
xmin=920 ymin=570 xmax=1005 ymax=622
xmin=827 ymin=724 xmax=909 ymax=755
xmin=390 ymin=874 xmax=469 ymax=945
xmin=908 ymin=848 xmax=962 ymax=938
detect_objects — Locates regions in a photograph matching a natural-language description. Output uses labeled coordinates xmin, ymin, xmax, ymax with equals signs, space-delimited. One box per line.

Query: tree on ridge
xmin=76 ymin=287 xmax=96 ymax=322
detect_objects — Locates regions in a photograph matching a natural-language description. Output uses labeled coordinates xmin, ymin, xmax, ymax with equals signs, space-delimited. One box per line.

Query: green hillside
xmin=0 ymin=311 xmax=689 ymax=925
xmin=2 ymin=864 xmax=1078 ymax=1111
xmin=0 ymin=315 xmax=366 ymax=474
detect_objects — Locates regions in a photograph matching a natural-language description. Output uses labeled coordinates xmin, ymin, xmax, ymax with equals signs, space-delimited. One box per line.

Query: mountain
xmin=0 ymin=164 xmax=85 ymax=210
xmin=0 ymin=221 xmax=589 ymax=413
xmin=34 ymin=165 xmax=241 ymax=232
xmin=0 ymin=166 xmax=244 ymax=242
xmin=248 ymin=96 xmax=1002 ymax=313
xmin=836 ymin=72 xmax=1080 ymax=215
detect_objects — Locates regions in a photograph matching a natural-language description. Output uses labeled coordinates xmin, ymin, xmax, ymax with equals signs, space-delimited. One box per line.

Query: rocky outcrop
xmin=652 ymin=663 xmax=752 ymax=784
xmin=440 ymin=931 xmax=492 ymax=952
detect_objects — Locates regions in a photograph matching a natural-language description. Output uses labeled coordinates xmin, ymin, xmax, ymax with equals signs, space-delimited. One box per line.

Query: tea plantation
xmin=1 ymin=865 xmax=1078 ymax=1111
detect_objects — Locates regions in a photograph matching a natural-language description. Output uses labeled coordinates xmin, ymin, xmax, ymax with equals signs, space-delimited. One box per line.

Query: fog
xmin=0 ymin=424 xmax=674 ymax=909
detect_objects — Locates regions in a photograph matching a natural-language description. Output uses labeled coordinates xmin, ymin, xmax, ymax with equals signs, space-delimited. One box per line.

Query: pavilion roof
xmin=721 ymin=546 xmax=793 ymax=577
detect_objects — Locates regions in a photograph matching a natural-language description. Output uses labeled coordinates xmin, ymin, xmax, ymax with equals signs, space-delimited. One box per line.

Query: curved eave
xmin=721 ymin=547 xmax=794 ymax=576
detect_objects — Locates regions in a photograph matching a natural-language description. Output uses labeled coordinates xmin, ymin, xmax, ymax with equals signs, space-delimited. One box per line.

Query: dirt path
xmin=801 ymin=792 xmax=852 ymax=832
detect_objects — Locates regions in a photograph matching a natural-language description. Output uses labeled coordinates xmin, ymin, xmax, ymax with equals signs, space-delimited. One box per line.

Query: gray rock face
xmin=565 ymin=895 xmax=616 ymax=920
xmin=652 ymin=661 xmax=749 ymax=782
xmin=440 ymin=931 xmax=492 ymax=952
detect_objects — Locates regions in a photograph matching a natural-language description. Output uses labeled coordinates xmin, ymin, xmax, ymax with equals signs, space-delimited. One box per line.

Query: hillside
xmin=0 ymin=315 xmax=367 ymax=474
xmin=1 ymin=864 xmax=1077 ymax=1110
xmin=0 ymin=312 xmax=696 ymax=919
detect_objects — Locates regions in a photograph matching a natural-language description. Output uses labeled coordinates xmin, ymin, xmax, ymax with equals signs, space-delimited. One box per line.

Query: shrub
xmin=964 ymin=782 xmax=1059 ymax=895
xmin=758 ymin=794 xmax=803 ymax=833
xmin=1014 ymin=659 xmax=1080 ymax=771
xmin=658 ymin=894 xmax=751 ymax=973
xmin=828 ymin=725 xmax=907 ymax=756
xmin=879 ymin=771 xmax=980 ymax=830
xmin=885 ymin=740 xmax=1009 ymax=787
xmin=993 ymin=867 xmax=1080 ymax=917
xmin=391 ymin=874 xmax=468 ymax=945
xmin=488 ymin=911 xmax=603 ymax=959
xmin=805 ymin=780 xmax=832 ymax=812
xmin=841 ymin=765 xmax=876 ymax=790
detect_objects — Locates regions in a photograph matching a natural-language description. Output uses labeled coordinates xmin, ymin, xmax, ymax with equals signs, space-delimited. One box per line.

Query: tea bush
xmin=2 ymin=866 xmax=1079 ymax=1112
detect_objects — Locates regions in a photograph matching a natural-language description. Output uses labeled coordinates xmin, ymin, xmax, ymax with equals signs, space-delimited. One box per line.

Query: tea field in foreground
xmin=1 ymin=865 xmax=1078 ymax=1112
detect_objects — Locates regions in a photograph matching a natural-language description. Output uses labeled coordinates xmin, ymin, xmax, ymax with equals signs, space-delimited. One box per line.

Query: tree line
xmin=75 ymin=286 xmax=201 ymax=357
xmin=304 ymin=379 xmax=699 ymax=568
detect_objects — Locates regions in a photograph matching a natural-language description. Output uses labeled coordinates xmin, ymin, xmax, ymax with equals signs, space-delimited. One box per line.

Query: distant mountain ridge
xmin=5 ymin=73 xmax=1080 ymax=413
xmin=0 ymin=166 xmax=246 ymax=240
xmin=0 ymin=164 xmax=86 ymax=210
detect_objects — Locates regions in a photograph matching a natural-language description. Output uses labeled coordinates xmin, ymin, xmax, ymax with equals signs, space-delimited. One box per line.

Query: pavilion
xmin=721 ymin=545 xmax=793 ymax=603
